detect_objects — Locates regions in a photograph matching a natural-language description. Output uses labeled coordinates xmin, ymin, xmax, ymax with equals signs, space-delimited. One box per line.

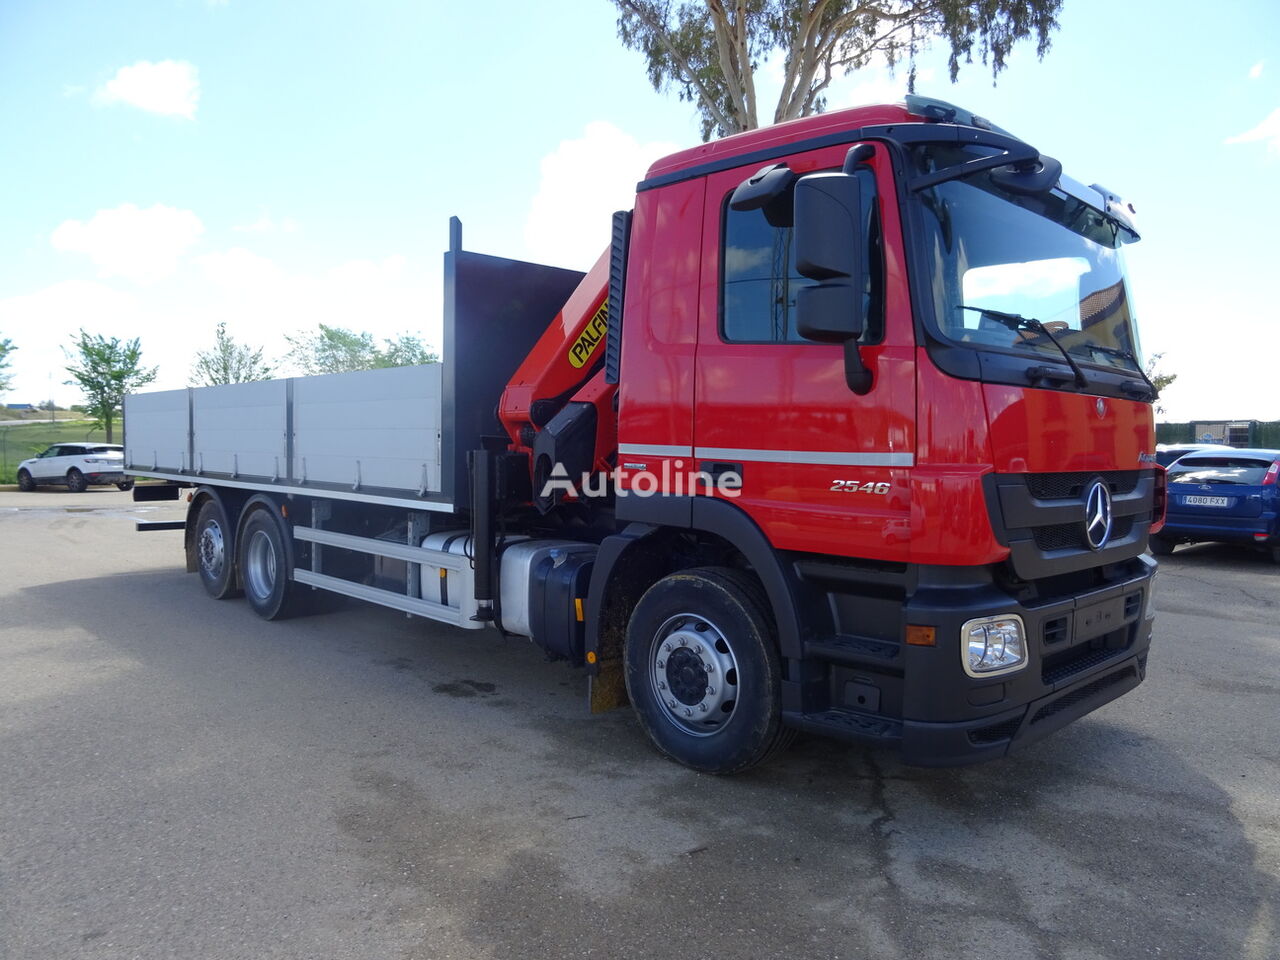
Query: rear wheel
xmin=116 ymin=480 xmax=134 ymax=491
xmin=17 ymin=469 xmax=35 ymax=492
xmin=194 ymin=499 xmax=239 ymax=599
xmin=1150 ymin=536 xmax=1176 ymax=557
xmin=65 ymin=468 xmax=87 ymax=493
xmin=238 ymin=509 xmax=300 ymax=620
xmin=624 ymin=567 xmax=794 ymax=774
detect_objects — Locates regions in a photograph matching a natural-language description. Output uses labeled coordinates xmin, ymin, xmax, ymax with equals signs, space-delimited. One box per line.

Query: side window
xmin=721 ymin=166 xmax=883 ymax=344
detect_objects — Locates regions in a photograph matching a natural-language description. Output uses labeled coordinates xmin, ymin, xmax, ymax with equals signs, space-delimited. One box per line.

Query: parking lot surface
xmin=1 ymin=488 xmax=1277 ymax=960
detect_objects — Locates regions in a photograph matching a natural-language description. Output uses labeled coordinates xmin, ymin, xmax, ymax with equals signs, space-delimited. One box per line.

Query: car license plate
xmin=1182 ymin=495 xmax=1229 ymax=507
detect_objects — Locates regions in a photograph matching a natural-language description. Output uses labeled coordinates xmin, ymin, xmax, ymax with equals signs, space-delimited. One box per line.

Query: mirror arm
xmin=843 ymin=339 xmax=873 ymax=395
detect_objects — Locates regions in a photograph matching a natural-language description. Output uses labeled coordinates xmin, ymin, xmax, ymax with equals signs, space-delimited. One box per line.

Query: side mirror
xmin=793 ymin=169 xmax=873 ymax=394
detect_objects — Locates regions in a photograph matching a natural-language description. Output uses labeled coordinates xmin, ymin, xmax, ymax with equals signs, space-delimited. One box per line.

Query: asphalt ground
xmin=1 ymin=487 xmax=1277 ymax=960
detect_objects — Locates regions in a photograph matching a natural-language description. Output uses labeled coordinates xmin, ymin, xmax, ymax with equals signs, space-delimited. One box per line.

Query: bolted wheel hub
xmin=198 ymin=522 xmax=225 ymax=578
xmin=665 ymin=647 xmax=709 ymax=706
xmin=649 ymin=613 xmax=740 ymax=737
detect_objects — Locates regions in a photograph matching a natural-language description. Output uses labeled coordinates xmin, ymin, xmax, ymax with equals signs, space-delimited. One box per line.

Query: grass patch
xmin=0 ymin=421 xmax=111 ymax=484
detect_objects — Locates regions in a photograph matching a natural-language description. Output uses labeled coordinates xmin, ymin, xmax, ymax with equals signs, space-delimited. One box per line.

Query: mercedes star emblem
xmin=1083 ymin=478 xmax=1114 ymax=551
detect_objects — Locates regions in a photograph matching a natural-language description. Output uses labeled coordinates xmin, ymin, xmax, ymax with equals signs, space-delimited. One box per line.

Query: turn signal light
xmin=905 ymin=624 xmax=936 ymax=646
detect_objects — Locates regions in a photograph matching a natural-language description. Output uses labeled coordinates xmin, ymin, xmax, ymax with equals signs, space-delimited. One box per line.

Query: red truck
xmin=126 ymin=96 xmax=1163 ymax=773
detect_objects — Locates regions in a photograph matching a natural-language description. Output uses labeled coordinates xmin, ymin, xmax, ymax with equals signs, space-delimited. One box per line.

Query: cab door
xmin=693 ymin=143 xmax=916 ymax=563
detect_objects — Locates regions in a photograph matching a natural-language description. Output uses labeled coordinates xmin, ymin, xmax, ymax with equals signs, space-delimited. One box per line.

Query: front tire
xmin=17 ymin=469 xmax=35 ymax=492
xmin=194 ymin=499 xmax=239 ymax=599
xmin=624 ymin=567 xmax=794 ymax=774
xmin=65 ymin=468 xmax=87 ymax=493
xmin=116 ymin=480 xmax=134 ymax=491
xmin=237 ymin=509 xmax=300 ymax=620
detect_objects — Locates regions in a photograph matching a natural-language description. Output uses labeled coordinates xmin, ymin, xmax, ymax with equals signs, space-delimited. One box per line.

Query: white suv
xmin=16 ymin=443 xmax=132 ymax=492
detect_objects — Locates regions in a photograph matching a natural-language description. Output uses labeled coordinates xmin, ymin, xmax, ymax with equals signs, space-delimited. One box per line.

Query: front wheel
xmin=238 ymin=509 xmax=301 ymax=620
xmin=17 ymin=469 xmax=35 ymax=492
xmin=116 ymin=480 xmax=134 ymax=491
xmin=65 ymin=468 xmax=87 ymax=493
xmin=624 ymin=567 xmax=794 ymax=774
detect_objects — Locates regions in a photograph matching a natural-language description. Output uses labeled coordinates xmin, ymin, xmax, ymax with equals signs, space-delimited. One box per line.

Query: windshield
xmin=913 ymin=145 xmax=1142 ymax=374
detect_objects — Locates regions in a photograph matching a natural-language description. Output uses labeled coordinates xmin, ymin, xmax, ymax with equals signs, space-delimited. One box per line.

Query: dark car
xmin=1152 ymin=448 xmax=1280 ymax=562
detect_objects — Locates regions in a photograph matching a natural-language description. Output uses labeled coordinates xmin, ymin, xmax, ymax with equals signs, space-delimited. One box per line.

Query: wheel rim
xmin=198 ymin=521 xmax=225 ymax=579
xmin=244 ymin=529 xmax=276 ymax=600
xmin=648 ymin=613 xmax=740 ymax=737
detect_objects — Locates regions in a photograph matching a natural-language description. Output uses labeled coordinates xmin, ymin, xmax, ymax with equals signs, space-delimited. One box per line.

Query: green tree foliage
xmin=0 ymin=336 xmax=15 ymax=394
xmin=610 ymin=0 xmax=1063 ymax=140
xmin=64 ymin=330 xmax=158 ymax=442
xmin=1146 ymin=351 xmax=1176 ymax=415
xmin=284 ymin=324 xmax=438 ymax=376
xmin=190 ymin=322 xmax=275 ymax=386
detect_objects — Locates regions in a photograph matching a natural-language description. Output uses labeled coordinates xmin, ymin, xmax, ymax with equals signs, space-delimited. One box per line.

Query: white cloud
xmin=1 ymin=248 xmax=441 ymax=405
xmin=93 ymin=60 xmax=200 ymax=119
xmin=233 ymin=213 xmax=300 ymax=234
xmin=1249 ymin=60 xmax=1264 ymax=80
xmin=524 ymin=122 xmax=679 ymax=269
xmin=191 ymin=249 xmax=438 ymax=377
xmin=1225 ymin=108 xmax=1280 ymax=155
xmin=841 ymin=67 xmax=934 ymax=109
xmin=52 ymin=204 xmax=205 ymax=285
xmin=0 ymin=281 xmax=141 ymax=403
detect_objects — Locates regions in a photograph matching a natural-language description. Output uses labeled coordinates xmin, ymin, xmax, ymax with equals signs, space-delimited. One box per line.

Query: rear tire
xmin=238 ymin=509 xmax=301 ymax=620
xmin=116 ymin=480 xmax=134 ymax=491
xmin=66 ymin=468 xmax=87 ymax=493
xmin=17 ymin=469 xmax=35 ymax=492
xmin=1150 ymin=535 xmax=1176 ymax=557
xmin=624 ymin=566 xmax=795 ymax=774
xmin=194 ymin=499 xmax=239 ymax=599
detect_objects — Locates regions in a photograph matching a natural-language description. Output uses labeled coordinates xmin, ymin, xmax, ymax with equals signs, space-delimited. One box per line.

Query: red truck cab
xmin=579 ymin=96 xmax=1157 ymax=769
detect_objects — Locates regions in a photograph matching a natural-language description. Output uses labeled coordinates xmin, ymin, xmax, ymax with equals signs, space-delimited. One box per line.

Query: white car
xmin=16 ymin=443 xmax=133 ymax=492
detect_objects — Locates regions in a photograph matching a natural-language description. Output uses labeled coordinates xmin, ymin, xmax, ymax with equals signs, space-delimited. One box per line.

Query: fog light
xmin=962 ymin=615 xmax=1027 ymax=678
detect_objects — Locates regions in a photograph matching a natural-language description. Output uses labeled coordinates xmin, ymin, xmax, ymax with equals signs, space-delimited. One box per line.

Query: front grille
xmin=1032 ymin=516 xmax=1135 ymax=552
xmin=1026 ymin=470 xmax=1141 ymax=500
xmin=1042 ymin=615 xmax=1070 ymax=646
xmin=967 ymin=717 xmax=1022 ymax=745
xmin=1124 ymin=593 xmax=1142 ymax=619
xmin=1029 ymin=665 xmax=1138 ymax=725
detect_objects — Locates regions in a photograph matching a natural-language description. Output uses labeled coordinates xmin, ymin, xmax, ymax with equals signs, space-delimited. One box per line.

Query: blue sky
xmin=1 ymin=0 xmax=1276 ymax=424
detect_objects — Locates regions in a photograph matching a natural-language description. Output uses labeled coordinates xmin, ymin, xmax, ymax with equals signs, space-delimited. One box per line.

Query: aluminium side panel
xmin=292 ymin=364 xmax=443 ymax=496
xmin=123 ymin=388 xmax=191 ymax=473
xmin=192 ymin=379 xmax=287 ymax=478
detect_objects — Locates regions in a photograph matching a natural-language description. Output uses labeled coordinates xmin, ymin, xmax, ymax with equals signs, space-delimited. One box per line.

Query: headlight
xmin=962 ymin=615 xmax=1028 ymax=677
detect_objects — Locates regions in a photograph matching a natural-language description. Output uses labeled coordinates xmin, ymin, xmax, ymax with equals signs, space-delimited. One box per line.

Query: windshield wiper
xmin=958 ymin=306 xmax=1089 ymax=389
xmin=1082 ymin=344 xmax=1159 ymax=400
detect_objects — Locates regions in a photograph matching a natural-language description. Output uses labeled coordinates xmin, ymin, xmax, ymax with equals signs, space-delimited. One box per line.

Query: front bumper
xmin=786 ymin=554 xmax=1156 ymax=766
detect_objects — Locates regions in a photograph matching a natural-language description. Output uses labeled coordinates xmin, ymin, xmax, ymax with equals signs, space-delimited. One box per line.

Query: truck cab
xmin=587 ymin=96 xmax=1158 ymax=767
